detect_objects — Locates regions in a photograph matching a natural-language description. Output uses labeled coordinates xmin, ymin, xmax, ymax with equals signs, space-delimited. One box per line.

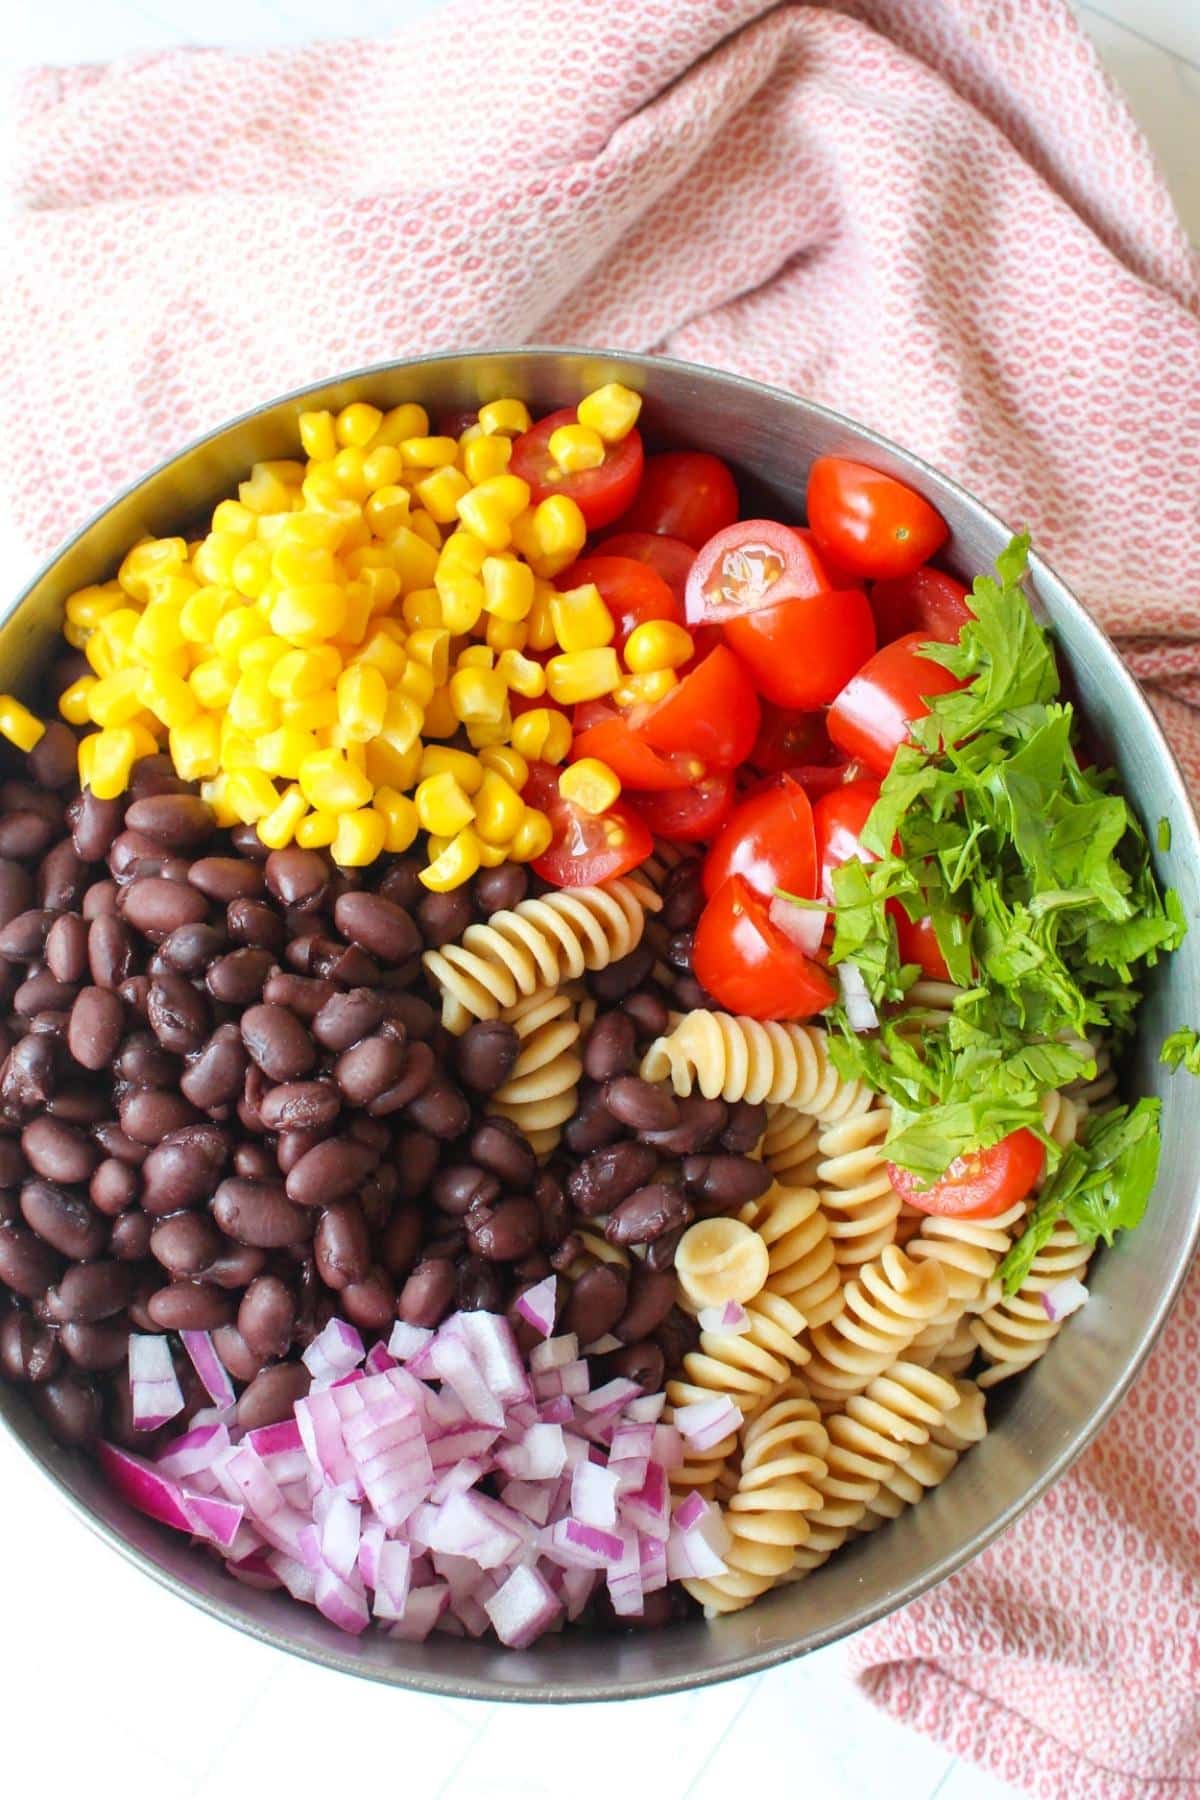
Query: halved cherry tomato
xmin=556 ymin=555 xmax=680 ymax=649
xmin=827 ymin=632 xmax=964 ymax=777
xmin=750 ymin=703 xmax=837 ymax=776
xmin=635 ymin=646 xmax=760 ymax=771
xmin=598 ymin=531 xmax=696 ymax=608
xmin=807 ymin=457 xmax=949 ymax=581
xmin=888 ymin=1129 xmax=1045 ymax=1220
xmin=871 ymin=567 xmax=973 ymax=646
xmin=702 ymin=775 xmax=817 ymax=902
xmin=522 ymin=761 xmax=653 ymax=887
xmin=510 ymin=409 xmax=645 ymax=531
xmin=693 ymin=876 xmax=836 ymax=1021
xmin=619 ymin=451 xmax=739 ymax=548
xmin=632 ymin=772 xmax=735 ymax=844
xmin=792 ymin=526 xmax=865 ymax=591
xmin=570 ymin=708 xmax=699 ymax=792
xmin=724 ymin=591 xmax=877 ymax=710
xmin=892 ymin=910 xmax=952 ymax=983
xmin=812 ymin=778 xmax=881 ymax=901
xmin=686 ymin=519 xmax=832 ymax=626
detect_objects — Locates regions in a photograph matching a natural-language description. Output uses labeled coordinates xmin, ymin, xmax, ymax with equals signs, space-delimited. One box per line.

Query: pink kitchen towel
xmin=3 ymin=3 xmax=1199 ymax=1793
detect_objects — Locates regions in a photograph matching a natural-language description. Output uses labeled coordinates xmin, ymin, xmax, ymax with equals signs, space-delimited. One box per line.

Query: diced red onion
xmin=363 ymin=1342 xmax=398 ymax=1375
xmin=181 ymin=1492 xmax=245 ymax=1550
xmin=768 ymin=893 xmax=827 ymax=956
xmin=639 ymin=1531 xmax=668 ymax=1594
xmin=673 ymin=1395 xmax=743 ymax=1453
xmin=314 ymin=1564 xmax=370 ymax=1635
xmin=387 ymin=1321 xmax=434 ymax=1364
xmin=267 ymin=1550 xmax=318 ymax=1604
xmin=529 ymin=1333 xmax=579 ymax=1372
xmin=496 ymin=1423 xmax=567 ymax=1482
xmin=620 ymin=1460 xmax=671 ymax=1539
xmin=302 ymin=1318 xmax=365 ymax=1387
xmin=295 ymin=1389 xmax=361 ymax=1494
xmin=838 ymin=960 xmax=879 ymax=1032
xmin=423 ymin=1491 xmax=525 ymax=1569
xmin=538 ymin=1395 xmax=574 ymax=1426
xmin=386 ymin=1582 xmax=449 ymax=1640
xmin=430 ymin=1331 xmax=506 ymax=1428
xmin=428 ymin=1423 xmax=503 ymax=1469
xmin=577 ymin=1377 xmax=641 ymax=1418
xmin=155 ymin=1422 xmax=230 ymax=1481
xmin=371 ymin=1540 xmax=413 ymax=1622
xmin=605 ymin=1527 xmax=644 ymax=1617
xmin=499 ymin=1479 xmax=556 ymax=1527
xmin=559 ymin=1564 xmax=598 ymax=1621
xmin=609 ymin=1421 xmax=656 ymax=1464
xmin=319 ymin=1489 xmax=362 ymax=1581
xmin=581 ymin=1333 xmax=622 ymax=1354
xmin=178 ymin=1329 xmax=236 ymax=1408
xmin=531 ymin=1360 xmax=589 ymax=1401
xmin=1041 ymin=1277 xmax=1089 ymax=1321
xmin=651 ymin=1423 xmax=684 ymax=1470
xmin=485 ymin=1564 xmax=562 ymax=1648
xmin=245 ymin=1418 xmax=309 ymax=1485
xmin=624 ymin=1394 xmax=666 ymax=1425
xmin=456 ymin=1312 xmax=530 ymax=1406
xmin=571 ymin=1460 xmax=620 ymax=1530
xmin=697 ymin=1301 xmax=750 ymax=1337
xmin=128 ymin=1334 xmax=185 ymax=1432
xmin=97 ymin=1442 xmax=193 ymax=1532
xmin=430 ymin=1457 xmax=490 ymax=1502
xmin=514 ymin=1275 xmax=558 ymax=1341
xmin=542 ymin=1517 xmax=625 ymax=1570
xmin=357 ymin=1517 xmax=385 ymax=1589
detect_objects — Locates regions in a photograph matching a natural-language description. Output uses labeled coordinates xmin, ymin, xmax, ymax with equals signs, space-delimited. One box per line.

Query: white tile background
xmin=0 ymin=3 xmax=1196 ymax=1796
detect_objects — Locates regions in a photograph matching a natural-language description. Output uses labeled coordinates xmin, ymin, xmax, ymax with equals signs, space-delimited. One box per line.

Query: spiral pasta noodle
xmin=667 ymin=1290 xmax=810 ymax=1417
xmin=904 ymin=1198 xmax=1027 ymax=1353
xmin=859 ymin=1378 xmax=987 ymax=1527
xmin=759 ymin=1105 xmax=823 ymax=1186
xmin=970 ymin=1221 xmax=1092 ymax=1387
xmin=486 ymin=989 xmax=584 ymax=1159
xmin=737 ymin=1183 xmax=842 ymax=1329
xmin=1067 ymin=1035 xmax=1118 ymax=1113
xmin=423 ymin=877 xmax=658 ymax=1028
xmin=804 ymin=1245 xmax=950 ymax=1400
xmin=675 ymin=1218 xmax=770 ymax=1310
xmin=813 ymin=1102 xmax=904 ymax=1269
xmin=640 ymin=1012 xmax=872 ymax=1116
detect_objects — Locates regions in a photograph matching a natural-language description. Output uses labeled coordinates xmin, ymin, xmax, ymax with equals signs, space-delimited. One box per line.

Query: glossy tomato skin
xmin=510 ymin=409 xmax=645 ymax=531
xmin=694 ymin=876 xmax=836 ymax=1021
xmin=522 ymin=762 xmax=653 ymax=887
xmin=792 ymin=526 xmax=865 ymax=591
xmin=557 ymin=555 xmax=680 ymax=649
xmin=633 ymin=773 xmax=735 ymax=844
xmin=702 ymin=776 xmax=817 ymax=903
xmin=888 ymin=1129 xmax=1045 ymax=1220
xmin=750 ymin=702 xmax=837 ymax=777
xmin=636 ymin=646 xmax=760 ymax=771
xmin=619 ymin=452 xmax=739 ymax=549
xmin=892 ymin=910 xmax=952 ymax=982
xmin=570 ymin=712 xmax=697 ymax=792
xmin=812 ymin=778 xmax=882 ymax=901
xmin=723 ymin=589 xmax=877 ymax=710
xmin=686 ymin=519 xmax=831 ymax=627
xmin=871 ymin=567 xmax=973 ymax=646
xmin=827 ymin=632 xmax=964 ymax=777
xmin=807 ymin=457 xmax=949 ymax=581
xmin=595 ymin=532 xmax=696 ymax=609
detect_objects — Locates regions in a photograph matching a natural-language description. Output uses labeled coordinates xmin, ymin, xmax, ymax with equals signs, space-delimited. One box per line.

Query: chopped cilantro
xmin=1158 ymin=817 xmax=1172 ymax=853
xmin=1161 ymin=1027 xmax=1200 ymax=1075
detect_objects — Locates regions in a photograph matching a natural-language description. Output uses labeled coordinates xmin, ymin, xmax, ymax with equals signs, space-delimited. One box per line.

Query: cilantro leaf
xmin=1161 ymin=1028 xmax=1200 ymax=1076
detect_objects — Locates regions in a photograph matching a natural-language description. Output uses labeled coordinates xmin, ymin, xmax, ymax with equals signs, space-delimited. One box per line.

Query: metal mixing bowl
xmin=2 ymin=348 xmax=1197 ymax=1701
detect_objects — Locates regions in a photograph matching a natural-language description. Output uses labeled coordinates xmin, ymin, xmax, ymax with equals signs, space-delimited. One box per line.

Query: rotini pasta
xmin=813 ymin=1102 xmax=903 ymax=1269
xmin=905 ymin=1200 xmax=1027 ymax=1323
xmin=859 ymin=1378 xmax=987 ymax=1527
xmin=486 ymin=989 xmax=584 ymax=1159
xmin=423 ymin=877 xmax=658 ymax=1028
xmin=804 ymin=1245 xmax=949 ymax=1400
xmin=667 ymin=1290 xmax=810 ymax=1417
xmin=737 ymin=1183 xmax=842 ymax=1328
xmin=758 ymin=1104 xmax=823 ymax=1186
xmin=674 ymin=1218 xmax=770 ymax=1310
xmin=640 ymin=1011 xmax=872 ymax=1116
xmin=970 ymin=1221 xmax=1093 ymax=1386
xmin=1067 ymin=1035 xmax=1118 ymax=1113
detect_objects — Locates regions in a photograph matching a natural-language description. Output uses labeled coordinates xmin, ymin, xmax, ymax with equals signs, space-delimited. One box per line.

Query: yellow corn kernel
xmin=332 ymin=448 xmax=373 ymax=502
xmin=212 ymin=605 xmax=267 ymax=662
xmin=402 ymin=587 xmax=443 ymax=631
xmin=357 ymin=566 xmax=403 ymax=617
xmin=613 ymin=668 xmax=679 ymax=708
xmin=271 ymin=540 xmax=338 ymax=589
xmin=256 ymin=783 xmax=310 ymax=851
xmin=140 ymin=670 xmax=197 ymax=731
xmin=335 ymin=664 xmax=387 ymax=743
xmin=525 ymin=581 xmax=559 ymax=653
xmin=281 ymin=692 xmax=339 ymax=732
xmin=228 ymin=669 xmax=279 ymax=735
xmin=296 ymin=809 xmax=338 ymax=848
xmin=510 ymin=495 xmax=587 ymax=577
xmin=84 ymin=727 xmax=138 ymax=799
xmin=380 ymin=689 xmax=425 ymax=755
xmin=509 ymin=807 xmax=554 ymax=863
xmin=496 ymin=648 xmax=546 ymax=698
xmin=415 ymin=771 xmax=476 ymax=837
xmin=118 ymin=537 xmax=187 ymax=600
xmin=456 ymin=644 xmax=495 ymax=671
xmin=210 ymin=500 xmax=259 ymax=543
xmin=550 ymin=583 xmax=614 ymax=654
xmin=546 ymin=647 xmax=621 ymax=706
xmin=331 ymin=806 xmax=388 ymax=869
xmin=510 ymin=706 xmax=573 ymax=765
xmin=560 ymin=757 xmax=621 ymax=816
xmin=478 ymin=399 xmax=531 ymax=438
xmin=390 ymin=528 xmax=441 ymax=592
xmin=400 ymin=435 xmax=460 ymax=470
xmin=226 ymin=768 xmax=281 ymax=824
xmin=280 ymin=508 xmax=351 ymax=552
xmin=476 ymin=839 xmax=511 ymax=867
xmin=298 ymin=748 xmax=373 ymax=813
xmin=238 ymin=635 xmax=290 ymax=674
xmin=407 ymin=510 xmax=441 ymax=550
xmin=465 ymin=710 xmax=513 ymax=750
xmin=456 ymin=475 xmax=532 ymax=552
xmin=265 ymin=647 xmax=332 ymax=700
xmin=65 ymin=585 xmax=123 ymax=631
xmin=335 ymin=402 xmax=383 ymax=449
xmin=87 ymin=669 xmax=145 ymax=728
xmin=461 ymin=433 xmax=512 ymax=484
xmin=419 ymin=746 xmax=484 ymax=794
xmin=479 ymin=744 xmax=529 ymax=790
xmin=255 ymin=726 xmax=320 ymax=780
xmin=240 ymin=461 xmax=304 ymax=515
xmin=623 ymin=619 xmax=694 ymax=674
xmin=351 ymin=630 xmax=408 ymax=683
xmin=130 ymin=720 xmax=164 ymax=759
xmin=473 ymin=770 xmax=525 ymax=845
xmin=365 ymin=737 xmax=422 ymax=792
xmin=230 ymin=540 xmax=273 ymax=601
xmin=178 ymin=585 xmax=226 ymax=645
xmin=439 ymin=531 xmax=490 ymax=575
xmin=345 ymin=541 xmax=400 ymax=578
xmin=363 ymin=484 xmax=412 ymax=541
xmin=372 ymin=403 xmax=430 ymax=447
xmin=422 ymin=686 xmax=460 ymax=740
xmin=398 ymin=661 xmax=436 ymax=711
xmin=485 ymin=615 xmax=529 ymax=653
xmin=334 ymin=582 xmax=371 ymax=650
xmin=361 ymin=445 xmax=406 ymax=494
xmin=169 ymin=715 xmax=221 ymax=782
xmin=449 ymin=666 xmax=508 ymax=726
xmin=420 ymin=827 xmax=483 ymax=892
xmin=76 ymin=733 xmax=97 ymax=791
xmin=0 ymin=696 xmax=44 ymax=753
xmin=576 ymin=382 xmax=643 ymax=444
xmin=270 ymin=585 xmax=348 ymax=646
xmin=59 ymin=677 xmax=97 ymax=727
xmin=220 ymin=724 xmax=259 ymax=771
xmin=414 ymin=465 xmax=470 ymax=524
xmin=435 ymin=568 xmax=484 ymax=636
xmin=406 ymin=628 xmax=451 ymax=685
xmin=548 ymin=422 xmax=606 ymax=473
xmin=373 ymin=787 xmax=420 ymax=853
xmin=192 ymin=533 xmax=242 ymax=588
xmin=299 ymin=410 xmax=339 ymax=461
xmin=95 ymin=610 xmax=141 ymax=671
xmin=188 ymin=659 xmax=238 ymax=711
xmin=481 ymin=555 xmax=534 ymax=621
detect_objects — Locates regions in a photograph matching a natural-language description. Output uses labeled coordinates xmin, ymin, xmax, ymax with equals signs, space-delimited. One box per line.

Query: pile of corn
xmin=3 ymin=384 xmax=695 ymax=890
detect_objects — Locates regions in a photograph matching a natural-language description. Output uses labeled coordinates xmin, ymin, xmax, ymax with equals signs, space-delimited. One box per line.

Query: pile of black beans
xmin=0 ymin=704 xmax=770 ymax=1469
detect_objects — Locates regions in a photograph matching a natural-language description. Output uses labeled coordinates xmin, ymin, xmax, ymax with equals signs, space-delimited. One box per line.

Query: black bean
xmin=582 ymin=1011 xmax=636 ymax=1082
xmin=374 ymin=857 xmax=423 ymax=909
xmin=1 ymin=1035 xmax=57 ymax=1116
xmin=393 ymin=1128 xmax=439 ymax=1201
xmin=564 ymin=1083 xmax=626 ymax=1155
xmin=333 ymin=891 xmax=421 ymax=964
xmin=235 ymin=1361 xmax=310 ymax=1432
xmin=159 ymin=922 xmax=227 ymax=977
xmin=454 ymin=1020 xmax=518 ymax=1094
xmin=226 ymin=898 xmax=285 ymax=953
xmin=119 ymin=878 xmax=208 ymax=942
xmin=89 ymin=1157 xmax=138 ymax=1216
xmin=369 ymin=1041 xmax=437 ymax=1116
xmin=397 ymin=1258 xmax=456 ymax=1327
xmin=69 ymin=791 xmax=122 ymax=862
xmin=661 ymin=861 xmax=705 ymax=931
xmin=416 ymin=889 xmax=472 ymax=948
xmin=0 ymin=1309 xmax=62 ymax=1381
xmin=91 ymin=1124 xmax=147 ymax=1167
xmin=641 ymin=1095 xmax=729 ymax=1155
xmin=115 ymin=1031 xmax=177 ymax=1089
xmin=82 ymin=880 xmax=119 ymax=920
xmin=380 ymin=1205 xmax=422 ymax=1278
xmin=0 ymin=813 xmax=55 ymax=860
xmin=45 ymin=1259 xmax=131 ymax=1323
xmin=456 ymin=1255 xmax=507 ymax=1313
xmin=234 ymin=1142 xmax=276 ymax=1181
xmin=0 ymin=909 xmax=54 ymax=961
xmin=33 ymin=1370 xmax=103 ymax=1447
xmin=622 ymin=989 xmax=670 ymax=1040
xmin=229 ymin=823 xmax=271 ymax=863
xmin=330 ymin=1033 xmax=403 ymax=1107
xmin=615 ymin=1263 xmax=678 ymax=1342
xmin=603 ymin=1075 xmax=679 ymax=1133
xmin=212 ymin=1324 xmax=263 ymax=1383
xmin=44 ymin=913 xmax=88 ymax=985
xmin=380 ymin=992 xmax=436 ymax=1041
xmin=59 ymin=1318 xmax=129 ymax=1371
xmin=646 ymin=1225 xmax=687 ymax=1273
xmin=45 ymin=1083 xmax=108 ymax=1125
xmin=20 ymin=1180 xmax=108 ymax=1260
xmin=567 ymin=1141 xmax=659 ymax=1217
xmin=472 ymin=865 xmax=528 ymax=915
xmin=348 ymin=1114 xmax=390 ymax=1155
xmin=264 ymin=848 xmax=329 ymax=909
xmin=275 ymin=1128 xmax=323 ymax=1175
xmin=240 ymin=1003 xmax=316 ymax=1082
xmin=654 ymin=1304 xmax=701 ymax=1371
xmin=466 ymin=1196 xmax=541 ymax=1263
xmin=180 ymin=1025 xmax=248 ymax=1111
xmin=284 ymin=1137 xmax=379 ymax=1209
xmin=606 ymin=1338 xmax=665 ymax=1392
xmin=588 ymin=945 xmax=655 ymax=1003
xmin=432 ymin=1163 xmax=499 ymax=1217
xmin=146 ymin=1282 xmax=232 ymax=1331
xmin=0 ymin=860 xmax=33 ymax=930
xmin=681 ymin=1153 xmax=772 ymax=1209
xmin=563 ymin=1263 xmax=628 ymax=1343
xmin=38 ymin=840 xmax=89 ymax=915
xmin=665 ymin=932 xmax=693 ymax=973
xmin=140 ymin=1124 xmax=229 ymax=1215
xmin=318 ymin=943 xmax=381 ymax=988
xmin=403 ymin=1076 xmax=470 ymax=1139
xmin=237 ymin=1275 xmax=295 ymax=1362
xmin=261 ymin=972 xmax=335 ymax=1019
xmin=109 ymin=1211 xmax=152 ymax=1261
xmin=1 ymin=783 xmax=63 ymax=828
xmin=605 ymin=1181 xmax=692 ymax=1246
xmin=188 ymin=857 xmax=266 ymax=903
xmin=469 ymin=1118 xmax=537 ymax=1189
xmin=126 ymin=754 xmax=189 ymax=801
xmin=14 ymin=972 xmax=78 ymax=1018
xmin=339 ymin=1265 xmax=396 ymax=1332
xmin=87 ymin=915 xmax=135 ymax=989
xmin=549 ymin=1232 xmax=583 ymax=1273
xmin=22 ymin=1115 xmax=98 ymax=1185
xmin=204 ymin=1242 xmax=267 ymax=1290
xmin=211 ymin=1178 xmax=314 ymax=1248
xmin=123 ymin=794 xmax=215 ymax=850
xmin=314 ymin=1200 xmax=371 ymax=1290
xmin=147 ymin=973 xmax=210 ymax=1054
xmin=206 ymin=948 xmax=276 ymax=1007
xmin=310 ymin=987 xmax=383 ymax=1053
xmin=27 ymin=721 xmax=77 ymax=790
xmin=671 ymin=975 xmax=712 ymax=1012
xmin=259 ymin=1080 xmax=341 ymax=1133
xmin=149 ymin=1212 xmax=221 ymax=1276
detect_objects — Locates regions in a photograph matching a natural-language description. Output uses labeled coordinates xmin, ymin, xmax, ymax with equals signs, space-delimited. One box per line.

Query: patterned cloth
xmin=3 ymin=2 xmax=1199 ymax=1793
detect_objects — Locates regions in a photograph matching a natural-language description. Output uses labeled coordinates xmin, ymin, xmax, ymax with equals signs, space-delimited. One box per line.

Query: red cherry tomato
xmin=888 ymin=1129 xmax=1045 ymax=1220
xmin=632 ymin=771 xmax=735 ymax=844
xmin=892 ymin=910 xmax=952 ymax=982
xmin=619 ymin=452 xmax=739 ymax=549
xmin=521 ymin=762 xmax=653 ymax=887
xmin=556 ymin=554 xmax=680 ymax=650
xmin=702 ymin=776 xmax=817 ymax=903
xmin=686 ymin=519 xmax=832 ymax=626
xmin=724 ymin=591 xmax=877 ymax=710
xmin=437 ymin=408 xmax=479 ymax=439
xmin=812 ymin=778 xmax=882 ymax=901
xmin=750 ymin=703 xmax=837 ymax=777
xmin=792 ymin=526 xmax=865 ymax=591
xmin=871 ymin=567 xmax=973 ymax=646
xmin=807 ymin=457 xmax=949 ymax=581
xmin=570 ymin=710 xmax=698 ymax=792
xmin=635 ymin=646 xmax=760 ymax=772
xmin=510 ymin=409 xmax=645 ymax=531
xmin=693 ymin=876 xmax=836 ymax=1021
xmin=827 ymin=633 xmax=964 ymax=777
xmin=595 ymin=532 xmax=696 ymax=609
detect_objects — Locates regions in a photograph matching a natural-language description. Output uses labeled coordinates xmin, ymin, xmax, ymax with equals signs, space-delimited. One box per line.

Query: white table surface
xmin=1 ymin=4 xmax=1197 ymax=1796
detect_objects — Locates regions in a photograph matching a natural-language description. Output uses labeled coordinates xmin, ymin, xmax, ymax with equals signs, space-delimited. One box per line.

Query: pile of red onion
xmin=101 ymin=1276 xmax=738 ymax=1646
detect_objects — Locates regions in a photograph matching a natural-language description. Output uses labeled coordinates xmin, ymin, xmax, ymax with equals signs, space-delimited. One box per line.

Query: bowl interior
xmin=3 ymin=348 xmax=1198 ymax=1700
